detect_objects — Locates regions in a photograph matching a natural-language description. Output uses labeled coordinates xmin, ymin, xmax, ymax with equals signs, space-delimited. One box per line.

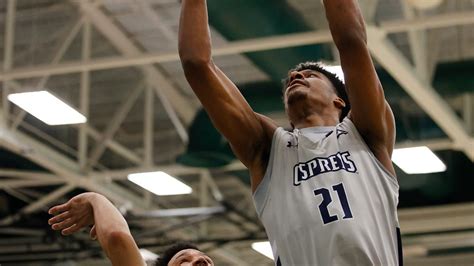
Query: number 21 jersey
xmin=253 ymin=117 xmax=402 ymax=266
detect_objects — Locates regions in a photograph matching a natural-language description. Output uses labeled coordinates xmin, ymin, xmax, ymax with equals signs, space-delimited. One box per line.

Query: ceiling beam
xmin=75 ymin=0 xmax=197 ymax=125
xmin=0 ymin=184 xmax=75 ymax=226
xmin=399 ymin=202 xmax=474 ymax=234
xmin=10 ymin=17 xmax=85 ymax=130
xmin=82 ymin=124 xmax=142 ymax=165
xmin=379 ymin=10 xmax=474 ymax=32
xmin=400 ymin=1 xmax=429 ymax=82
xmin=144 ymin=84 xmax=154 ymax=166
xmin=79 ymin=18 xmax=91 ymax=170
xmin=91 ymin=136 xmax=466 ymax=181
xmin=0 ymin=169 xmax=58 ymax=180
xmin=2 ymin=10 xmax=474 ymax=82
xmin=86 ymin=83 xmax=144 ymax=168
xmin=2 ymin=0 xmax=16 ymax=122
xmin=367 ymin=26 xmax=474 ymax=160
xmin=0 ymin=179 xmax=66 ymax=189
xmin=0 ymin=116 xmax=151 ymax=212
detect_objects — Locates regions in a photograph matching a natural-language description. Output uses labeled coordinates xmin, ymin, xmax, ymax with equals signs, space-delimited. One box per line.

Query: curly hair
xmin=155 ymin=242 xmax=200 ymax=266
xmin=283 ymin=61 xmax=350 ymax=122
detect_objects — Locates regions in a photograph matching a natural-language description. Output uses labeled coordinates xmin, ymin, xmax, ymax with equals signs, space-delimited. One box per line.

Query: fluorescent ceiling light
xmin=8 ymin=91 xmax=86 ymax=125
xmin=139 ymin=249 xmax=159 ymax=261
xmin=252 ymin=241 xmax=274 ymax=260
xmin=128 ymin=171 xmax=192 ymax=196
xmin=392 ymin=146 xmax=446 ymax=174
xmin=325 ymin=65 xmax=345 ymax=82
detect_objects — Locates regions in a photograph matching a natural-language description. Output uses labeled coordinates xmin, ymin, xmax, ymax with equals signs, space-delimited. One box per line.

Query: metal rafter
xmin=2 ymin=0 xmax=16 ymax=123
xmin=0 ymin=179 xmax=65 ymax=189
xmin=79 ymin=18 xmax=91 ymax=170
xmin=134 ymin=0 xmax=177 ymax=42
xmin=10 ymin=18 xmax=85 ymax=130
xmin=86 ymin=83 xmax=145 ymax=168
xmin=3 ymin=17 xmax=141 ymax=166
xmin=89 ymin=137 xmax=466 ymax=184
xmin=0 ymin=169 xmax=58 ymax=180
xmin=367 ymin=26 xmax=474 ymax=160
xmin=0 ymin=184 xmax=75 ymax=226
xmin=81 ymin=123 xmax=142 ymax=165
xmin=75 ymin=0 xmax=197 ymax=125
xmin=2 ymin=10 xmax=474 ymax=81
xmin=144 ymin=83 xmax=154 ymax=166
xmin=0 ymin=117 xmax=151 ymax=214
xmin=400 ymin=1 xmax=429 ymax=82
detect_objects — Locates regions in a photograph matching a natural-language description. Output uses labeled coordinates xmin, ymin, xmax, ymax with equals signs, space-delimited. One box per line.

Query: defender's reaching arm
xmin=179 ymin=0 xmax=276 ymax=191
xmin=48 ymin=193 xmax=144 ymax=266
xmin=323 ymin=0 xmax=396 ymax=176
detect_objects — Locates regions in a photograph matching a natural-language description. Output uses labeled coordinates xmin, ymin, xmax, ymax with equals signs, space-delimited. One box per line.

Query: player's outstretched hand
xmin=48 ymin=192 xmax=96 ymax=236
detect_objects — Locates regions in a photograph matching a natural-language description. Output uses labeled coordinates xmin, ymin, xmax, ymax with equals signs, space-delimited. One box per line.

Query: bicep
xmin=182 ymin=61 xmax=276 ymax=168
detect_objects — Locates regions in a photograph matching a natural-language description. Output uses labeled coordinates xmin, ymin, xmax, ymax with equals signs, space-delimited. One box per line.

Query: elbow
xmin=331 ymin=15 xmax=367 ymax=50
xmin=180 ymin=56 xmax=211 ymax=70
xmin=333 ymin=29 xmax=367 ymax=51
xmin=179 ymin=55 xmax=214 ymax=77
xmin=178 ymin=44 xmax=212 ymax=71
xmin=104 ymin=230 xmax=133 ymax=254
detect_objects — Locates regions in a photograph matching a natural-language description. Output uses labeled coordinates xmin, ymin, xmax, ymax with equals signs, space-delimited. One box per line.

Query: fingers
xmin=61 ymin=223 xmax=81 ymax=236
xmin=51 ymin=217 xmax=75 ymax=231
xmin=48 ymin=211 xmax=71 ymax=226
xmin=48 ymin=202 xmax=70 ymax=215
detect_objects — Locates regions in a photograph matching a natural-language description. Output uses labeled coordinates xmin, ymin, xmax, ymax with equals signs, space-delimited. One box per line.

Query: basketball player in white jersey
xmin=179 ymin=0 xmax=402 ymax=265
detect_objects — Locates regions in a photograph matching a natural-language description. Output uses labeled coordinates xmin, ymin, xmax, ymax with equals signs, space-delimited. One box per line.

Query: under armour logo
xmin=324 ymin=129 xmax=348 ymax=139
xmin=336 ymin=129 xmax=348 ymax=138
xmin=287 ymin=141 xmax=297 ymax=148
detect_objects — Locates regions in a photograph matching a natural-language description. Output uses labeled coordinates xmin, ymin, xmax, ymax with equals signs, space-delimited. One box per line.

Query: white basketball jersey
xmin=253 ymin=117 xmax=402 ymax=266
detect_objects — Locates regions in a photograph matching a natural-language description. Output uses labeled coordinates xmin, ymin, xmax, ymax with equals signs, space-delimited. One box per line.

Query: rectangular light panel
xmin=392 ymin=146 xmax=447 ymax=174
xmin=251 ymin=241 xmax=274 ymax=260
xmin=128 ymin=171 xmax=192 ymax=196
xmin=8 ymin=91 xmax=86 ymax=125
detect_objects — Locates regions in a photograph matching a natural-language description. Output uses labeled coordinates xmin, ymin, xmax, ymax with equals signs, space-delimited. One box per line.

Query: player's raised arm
xmin=178 ymin=0 xmax=276 ymax=190
xmin=48 ymin=193 xmax=144 ymax=266
xmin=322 ymin=0 xmax=396 ymax=176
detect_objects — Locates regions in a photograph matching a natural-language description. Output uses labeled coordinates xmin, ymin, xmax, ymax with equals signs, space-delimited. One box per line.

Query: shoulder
xmin=341 ymin=115 xmax=397 ymax=178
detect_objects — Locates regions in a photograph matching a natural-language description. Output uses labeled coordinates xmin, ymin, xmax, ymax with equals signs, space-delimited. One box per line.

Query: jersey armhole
xmin=341 ymin=117 xmax=399 ymax=188
xmin=253 ymin=127 xmax=283 ymax=216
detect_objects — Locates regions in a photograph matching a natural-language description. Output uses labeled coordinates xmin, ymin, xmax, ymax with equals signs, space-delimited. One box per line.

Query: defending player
xmin=48 ymin=192 xmax=214 ymax=266
xmin=48 ymin=192 xmax=145 ymax=266
xmin=179 ymin=0 xmax=401 ymax=265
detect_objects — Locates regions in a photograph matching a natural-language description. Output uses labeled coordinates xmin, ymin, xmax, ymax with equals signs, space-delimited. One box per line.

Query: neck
xmin=292 ymin=113 xmax=339 ymax=129
xmin=286 ymin=98 xmax=340 ymax=129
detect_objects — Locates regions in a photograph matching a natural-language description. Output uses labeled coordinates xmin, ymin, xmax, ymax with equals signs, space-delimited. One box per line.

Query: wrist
xmin=79 ymin=192 xmax=103 ymax=209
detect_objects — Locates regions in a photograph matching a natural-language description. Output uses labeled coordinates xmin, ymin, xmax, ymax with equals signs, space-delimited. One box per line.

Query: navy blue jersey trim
xmin=397 ymin=227 xmax=403 ymax=266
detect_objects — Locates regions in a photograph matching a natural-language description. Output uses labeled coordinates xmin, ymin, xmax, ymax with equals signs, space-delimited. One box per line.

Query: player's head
xmin=282 ymin=61 xmax=350 ymax=125
xmin=156 ymin=242 xmax=214 ymax=266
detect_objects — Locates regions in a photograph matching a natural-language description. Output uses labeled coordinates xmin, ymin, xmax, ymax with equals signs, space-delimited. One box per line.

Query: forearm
xmin=88 ymin=194 xmax=131 ymax=255
xmin=323 ymin=0 xmax=367 ymax=49
xmin=178 ymin=0 xmax=212 ymax=64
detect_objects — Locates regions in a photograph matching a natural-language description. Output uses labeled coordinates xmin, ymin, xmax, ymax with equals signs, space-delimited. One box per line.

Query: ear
xmin=333 ymin=97 xmax=346 ymax=110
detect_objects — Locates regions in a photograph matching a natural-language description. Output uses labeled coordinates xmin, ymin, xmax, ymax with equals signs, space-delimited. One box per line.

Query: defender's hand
xmin=48 ymin=192 xmax=97 ymax=236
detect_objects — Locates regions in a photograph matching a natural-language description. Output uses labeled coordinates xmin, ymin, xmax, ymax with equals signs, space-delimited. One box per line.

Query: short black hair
xmin=283 ymin=61 xmax=350 ymax=121
xmin=156 ymin=242 xmax=200 ymax=266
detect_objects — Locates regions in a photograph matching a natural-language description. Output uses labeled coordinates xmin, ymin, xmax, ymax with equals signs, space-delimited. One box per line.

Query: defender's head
xmin=156 ymin=242 xmax=214 ymax=266
xmin=282 ymin=61 xmax=350 ymax=126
